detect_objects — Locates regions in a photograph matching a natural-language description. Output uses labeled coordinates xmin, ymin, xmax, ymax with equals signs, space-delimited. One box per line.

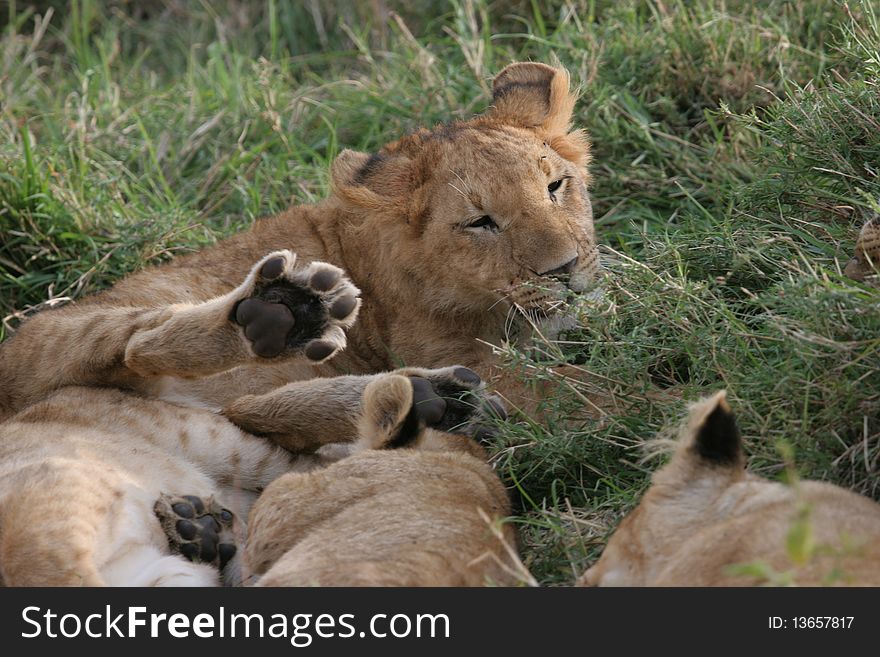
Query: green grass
xmin=2 ymin=0 xmax=879 ymax=585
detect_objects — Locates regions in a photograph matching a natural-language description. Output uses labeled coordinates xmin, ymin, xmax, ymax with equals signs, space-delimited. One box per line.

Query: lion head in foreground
xmin=329 ymin=62 xmax=601 ymax=334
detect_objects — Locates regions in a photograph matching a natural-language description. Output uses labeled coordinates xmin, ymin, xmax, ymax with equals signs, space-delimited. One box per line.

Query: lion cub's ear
xmin=488 ymin=62 xmax=589 ymax=166
xmin=330 ymin=148 xmax=424 ymax=213
xmin=489 ymin=62 xmax=573 ymax=131
xmin=684 ymin=390 xmax=744 ymax=468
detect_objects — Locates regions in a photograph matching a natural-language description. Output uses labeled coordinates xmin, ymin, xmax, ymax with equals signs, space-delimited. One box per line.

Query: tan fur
xmin=844 ymin=214 xmax=880 ymax=284
xmin=579 ymin=392 xmax=880 ymax=586
xmin=0 ymin=62 xmax=599 ymax=423
xmin=244 ymin=376 xmax=520 ymax=587
xmin=0 ymin=367 xmax=488 ymax=586
xmin=0 ymin=387 xmax=294 ymax=586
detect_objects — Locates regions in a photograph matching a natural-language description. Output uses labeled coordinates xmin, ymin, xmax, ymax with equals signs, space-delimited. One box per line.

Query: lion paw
xmin=406 ymin=366 xmax=507 ymax=440
xmin=361 ymin=366 xmax=507 ymax=449
xmin=231 ymin=250 xmax=361 ymax=361
xmin=154 ymin=493 xmax=239 ymax=580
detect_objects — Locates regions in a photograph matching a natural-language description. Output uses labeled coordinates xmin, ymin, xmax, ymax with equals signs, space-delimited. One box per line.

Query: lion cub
xmin=244 ymin=373 xmax=521 ymax=587
xmin=580 ymin=391 xmax=880 ymax=586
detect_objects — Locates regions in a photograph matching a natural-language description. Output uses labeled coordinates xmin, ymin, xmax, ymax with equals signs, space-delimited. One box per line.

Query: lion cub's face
xmin=332 ymin=62 xmax=600 ymax=322
xmin=421 ymin=126 xmax=597 ymax=313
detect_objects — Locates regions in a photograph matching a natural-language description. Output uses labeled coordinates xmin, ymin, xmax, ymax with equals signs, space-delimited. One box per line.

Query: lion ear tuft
xmin=488 ymin=62 xmax=589 ymax=166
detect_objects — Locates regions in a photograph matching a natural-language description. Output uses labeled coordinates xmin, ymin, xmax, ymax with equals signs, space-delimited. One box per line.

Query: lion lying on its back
xmin=0 ymin=61 xmax=600 ymax=428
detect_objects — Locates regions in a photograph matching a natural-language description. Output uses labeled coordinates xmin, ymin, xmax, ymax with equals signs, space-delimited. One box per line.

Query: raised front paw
xmin=360 ymin=366 xmax=507 ymax=449
xmin=232 ymin=250 xmax=360 ymax=362
xmin=154 ymin=493 xmax=240 ymax=583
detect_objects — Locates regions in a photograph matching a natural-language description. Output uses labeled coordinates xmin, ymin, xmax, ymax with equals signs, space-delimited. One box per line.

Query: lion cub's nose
xmin=541 ymin=255 xmax=579 ymax=278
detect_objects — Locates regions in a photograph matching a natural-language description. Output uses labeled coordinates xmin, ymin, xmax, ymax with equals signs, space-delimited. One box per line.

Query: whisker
xmin=447 ymin=181 xmax=468 ymax=199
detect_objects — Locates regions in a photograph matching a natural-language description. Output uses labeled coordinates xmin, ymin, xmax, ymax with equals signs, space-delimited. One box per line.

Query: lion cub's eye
xmin=467 ymin=215 xmax=499 ymax=232
xmin=547 ymin=179 xmax=564 ymax=194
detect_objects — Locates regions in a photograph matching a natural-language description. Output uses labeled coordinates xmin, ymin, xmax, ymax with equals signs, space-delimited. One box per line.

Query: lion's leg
xmin=0 ymin=469 xmax=109 ymax=586
xmin=221 ymin=373 xmax=376 ymax=452
xmin=0 ymin=251 xmax=359 ymax=419
xmin=0 ymin=304 xmax=169 ymax=420
xmin=125 ymin=250 xmax=360 ymax=377
xmin=222 ymin=365 xmax=506 ymax=453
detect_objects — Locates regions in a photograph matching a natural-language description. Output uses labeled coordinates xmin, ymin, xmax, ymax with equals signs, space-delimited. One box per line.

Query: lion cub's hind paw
xmin=233 ymin=250 xmax=361 ymax=361
xmin=360 ymin=367 xmax=508 ymax=450
xmin=154 ymin=494 xmax=239 ymax=579
xmin=416 ymin=366 xmax=508 ymax=441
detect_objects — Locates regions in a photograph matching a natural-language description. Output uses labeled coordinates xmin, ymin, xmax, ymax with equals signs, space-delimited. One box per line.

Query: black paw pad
xmin=411 ymin=368 xmax=508 ymax=441
xmin=409 ymin=376 xmax=448 ymax=425
xmin=180 ymin=543 xmax=199 ymax=560
xmin=304 ymin=340 xmax=336 ymax=361
xmin=453 ymin=367 xmax=481 ymax=385
xmin=172 ymin=502 xmax=195 ymax=519
xmin=196 ymin=515 xmax=221 ymax=534
xmin=310 ymin=268 xmax=340 ymax=292
xmin=176 ymin=519 xmax=198 ymax=540
xmin=330 ymin=295 xmax=358 ymax=320
xmin=385 ymin=370 xmax=507 ymax=448
xmin=486 ymin=397 xmax=507 ymax=421
xmin=260 ymin=257 xmax=285 ymax=280
xmin=219 ymin=544 xmax=237 ymax=569
xmin=474 ymin=427 xmax=495 ymax=443
xmin=235 ymin=298 xmax=296 ymax=358
xmin=182 ymin=495 xmax=206 ymax=514
xmin=470 ymin=395 xmax=508 ymax=443
xmin=200 ymin=540 xmax=217 ymax=563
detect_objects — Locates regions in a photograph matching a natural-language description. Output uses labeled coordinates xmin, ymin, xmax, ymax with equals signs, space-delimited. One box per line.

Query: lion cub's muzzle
xmin=539 ymin=255 xmax=579 ymax=280
xmin=543 ymin=246 xmax=602 ymax=294
xmin=539 ymin=252 xmax=587 ymax=286
xmin=504 ymin=246 xmax=602 ymax=317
